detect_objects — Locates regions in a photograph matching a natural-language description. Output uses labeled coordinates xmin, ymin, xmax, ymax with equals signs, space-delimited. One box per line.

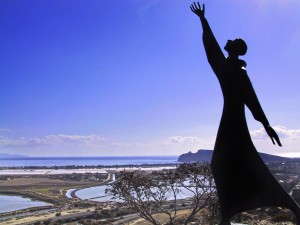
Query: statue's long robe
xmin=200 ymin=17 xmax=294 ymax=220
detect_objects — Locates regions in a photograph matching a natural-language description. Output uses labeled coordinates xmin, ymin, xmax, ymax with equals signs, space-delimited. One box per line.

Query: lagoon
xmin=74 ymin=185 xmax=195 ymax=202
xmin=0 ymin=194 xmax=51 ymax=214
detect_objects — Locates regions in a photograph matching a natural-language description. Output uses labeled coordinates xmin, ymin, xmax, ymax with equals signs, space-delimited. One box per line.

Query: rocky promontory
xmin=177 ymin=149 xmax=293 ymax=163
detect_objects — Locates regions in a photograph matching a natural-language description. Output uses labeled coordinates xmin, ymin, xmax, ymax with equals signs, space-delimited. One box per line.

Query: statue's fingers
xmin=270 ymin=137 xmax=275 ymax=145
xmin=197 ymin=2 xmax=201 ymax=9
xmin=203 ymin=4 xmax=205 ymax=13
xmin=193 ymin=2 xmax=197 ymax=9
xmin=275 ymin=136 xmax=282 ymax=147
xmin=191 ymin=4 xmax=195 ymax=11
xmin=271 ymin=129 xmax=282 ymax=146
xmin=277 ymin=139 xmax=282 ymax=147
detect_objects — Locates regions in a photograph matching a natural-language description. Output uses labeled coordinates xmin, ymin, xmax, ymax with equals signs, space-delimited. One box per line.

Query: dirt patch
xmin=128 ymin=209 xmax=193 ymax=225
xmin=0 ymin=177 xmax=96 ymax=190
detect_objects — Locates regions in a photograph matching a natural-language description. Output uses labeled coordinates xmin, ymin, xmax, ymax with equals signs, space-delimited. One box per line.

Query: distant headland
xmin=177 ymin=149 xmax=300 ymax=163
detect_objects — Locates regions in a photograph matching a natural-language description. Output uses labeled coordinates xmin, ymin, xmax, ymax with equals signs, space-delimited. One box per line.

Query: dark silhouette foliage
xmin=107 ymin=162 xmax=217 ymax=225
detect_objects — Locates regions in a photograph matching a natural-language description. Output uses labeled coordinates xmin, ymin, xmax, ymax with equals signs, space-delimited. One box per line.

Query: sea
xmin=0 ymin=155 xmax=178 ymax=168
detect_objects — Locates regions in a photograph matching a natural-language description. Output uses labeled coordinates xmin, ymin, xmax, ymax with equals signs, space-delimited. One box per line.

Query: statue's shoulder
xmin=238 ymin=67 xmax=249 ymax=83
xmin=240 ymin=67 xmax=247 ymax=74
xmin=235 ymin=65 xmax=247 ymax=77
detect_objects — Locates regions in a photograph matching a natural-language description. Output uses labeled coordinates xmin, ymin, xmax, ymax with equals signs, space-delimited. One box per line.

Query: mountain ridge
xmin=177 ymin=149 xmax=298 ymax=162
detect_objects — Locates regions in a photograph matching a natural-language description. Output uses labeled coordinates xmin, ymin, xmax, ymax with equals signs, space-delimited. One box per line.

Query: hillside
xmin=177 ymin=149 xmax=293 ymax=163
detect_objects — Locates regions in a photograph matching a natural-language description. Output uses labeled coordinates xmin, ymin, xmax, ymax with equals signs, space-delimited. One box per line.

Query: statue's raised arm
xmin=190 ymin=2 xmax=226 ymax=77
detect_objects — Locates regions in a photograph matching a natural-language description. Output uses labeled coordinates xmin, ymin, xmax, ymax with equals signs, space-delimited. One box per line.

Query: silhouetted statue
xmin=191 ymin=2 xmax=300 ymax=224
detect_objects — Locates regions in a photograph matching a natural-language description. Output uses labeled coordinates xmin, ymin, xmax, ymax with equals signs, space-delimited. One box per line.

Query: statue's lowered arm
xmin=242 ymin=70 xmax=282 ymax=147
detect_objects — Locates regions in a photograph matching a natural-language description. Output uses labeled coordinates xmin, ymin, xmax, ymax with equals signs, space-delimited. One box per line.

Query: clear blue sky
xmin=1 ymin=0 xmax=300 ymax=156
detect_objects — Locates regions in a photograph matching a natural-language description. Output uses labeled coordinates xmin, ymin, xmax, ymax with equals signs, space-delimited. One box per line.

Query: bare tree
xmin=107 ymin=162 xmax=217 ymax=225
xmin=176 ymin=163 xmax=217 ymax=224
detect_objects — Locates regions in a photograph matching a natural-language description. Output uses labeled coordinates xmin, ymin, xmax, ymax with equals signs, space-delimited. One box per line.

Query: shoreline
xmin=0 ymin=162 xmax=179 ymax=169
xmin=0 ymin=164 xmax=178 ymax=175
xmin=68 ymin=172 xmax=115 ymax=199
xmin=0 ymin=192 xmax=56 ymax=221
xmin=0 ymin=190 xmax=60 ymax=205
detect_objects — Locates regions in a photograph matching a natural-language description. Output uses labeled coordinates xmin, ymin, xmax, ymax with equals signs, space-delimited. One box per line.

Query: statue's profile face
xmin=224 ymin=40 xmax=234 ymax=53
xmin=225 ymin=39 xmax=247 ymax=56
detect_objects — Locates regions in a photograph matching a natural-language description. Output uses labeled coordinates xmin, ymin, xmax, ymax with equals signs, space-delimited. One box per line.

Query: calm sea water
xmin=0 ymin=156 xmax=178 ymax=167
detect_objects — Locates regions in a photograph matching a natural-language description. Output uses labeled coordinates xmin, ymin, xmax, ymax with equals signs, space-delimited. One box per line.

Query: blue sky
xmin=1 ymin=0 xmax=300 ymax=157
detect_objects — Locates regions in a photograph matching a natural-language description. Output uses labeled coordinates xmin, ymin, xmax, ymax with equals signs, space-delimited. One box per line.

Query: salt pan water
xmin=0 ymin=194 xmax=51 ymax=214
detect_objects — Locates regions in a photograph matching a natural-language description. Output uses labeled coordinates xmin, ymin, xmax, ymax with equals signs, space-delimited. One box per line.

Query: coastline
xmin=0 ymin=163 xmax=177 ymax=224
xmin=0 ymin=164 xmax=177 ymax=175
xmin=0 ymin=156 xmax=179 ymax=169
xmin=0 ymin=164 xmax=176 ymax=215
xmin=0 ymin=168 xmax=108 ymax=175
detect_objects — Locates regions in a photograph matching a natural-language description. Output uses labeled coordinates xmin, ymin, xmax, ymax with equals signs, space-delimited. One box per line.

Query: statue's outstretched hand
xmin=265 ymin=125 xmax=282 ymax=147
xmin=190 ymin=2 xmax=205 ymax=18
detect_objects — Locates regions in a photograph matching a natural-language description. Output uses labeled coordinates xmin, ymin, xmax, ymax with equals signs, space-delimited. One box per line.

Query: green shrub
xmin=272 ymin=213 xmax=294 ymax=222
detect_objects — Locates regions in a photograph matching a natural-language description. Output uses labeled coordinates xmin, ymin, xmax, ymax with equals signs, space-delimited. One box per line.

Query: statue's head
xmin=224 ymin=38 xmax=247 ymax=56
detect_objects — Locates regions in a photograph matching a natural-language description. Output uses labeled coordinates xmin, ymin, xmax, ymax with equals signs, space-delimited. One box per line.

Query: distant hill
xmin=177 ymin=149 xmax=296 ymax=163
xmin=0 ymin=153 xmax=28 ymax=158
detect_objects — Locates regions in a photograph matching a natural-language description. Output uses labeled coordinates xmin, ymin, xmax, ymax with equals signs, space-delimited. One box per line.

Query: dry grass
xmin=3 ymin=207 xmax=95 ymax=225
xmin=0 ymin=177 xmax=96 ymax=190
xmin=0 ymin=177 xmax=99 ymax=205
xmin=128 ymin=209 xmax=198 ymax=225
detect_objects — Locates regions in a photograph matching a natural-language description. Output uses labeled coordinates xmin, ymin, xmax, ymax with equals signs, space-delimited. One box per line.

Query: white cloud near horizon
xmin=0 ymin=133 xmax=215 ymax=156
xmin=0 ymin=134 xmax=106 ymax=148
xmin=164 ymin=136 xmax=203 ymax=144
xmin=250 ymin=125 xmax=300 ymax=140
xmin=250 ymin=126 xmax=300 ymax=157
xmin=1 ymin=126 xmax=299 ymax=156
xmin=161 ymin=135 xmax=214 ymax=146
